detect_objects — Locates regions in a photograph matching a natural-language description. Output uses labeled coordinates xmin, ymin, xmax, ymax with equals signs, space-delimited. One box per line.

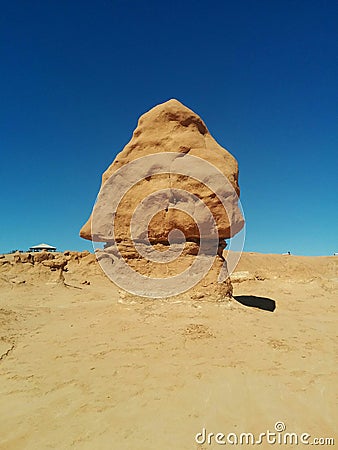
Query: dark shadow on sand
xmin=234 ymin=295 xmax=276 ymax=312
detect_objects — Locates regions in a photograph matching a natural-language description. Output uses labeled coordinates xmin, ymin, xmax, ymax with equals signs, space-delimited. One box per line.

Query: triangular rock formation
xmin=80 ymin=99 xmax=244 ymax=242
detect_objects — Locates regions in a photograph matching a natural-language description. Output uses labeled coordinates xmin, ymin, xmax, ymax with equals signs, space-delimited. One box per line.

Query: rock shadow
xmin=234 ymin=295 xmax=276 ymax=312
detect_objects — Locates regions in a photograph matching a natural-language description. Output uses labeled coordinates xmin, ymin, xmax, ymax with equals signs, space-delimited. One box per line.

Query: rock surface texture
xmin=80 ymin=99 xmax=244 ymax=300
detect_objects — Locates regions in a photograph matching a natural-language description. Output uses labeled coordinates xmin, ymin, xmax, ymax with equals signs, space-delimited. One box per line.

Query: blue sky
xmin=1 ymin=0 xmax=337 ymax=255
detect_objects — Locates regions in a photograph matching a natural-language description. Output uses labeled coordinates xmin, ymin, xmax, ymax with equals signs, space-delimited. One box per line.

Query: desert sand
xmin=0 ymin=251 xmax=336 ymax=449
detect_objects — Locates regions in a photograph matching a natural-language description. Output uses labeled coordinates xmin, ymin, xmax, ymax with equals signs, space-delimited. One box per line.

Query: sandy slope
xmin=0 ymin=252 xmax=336 ymax=449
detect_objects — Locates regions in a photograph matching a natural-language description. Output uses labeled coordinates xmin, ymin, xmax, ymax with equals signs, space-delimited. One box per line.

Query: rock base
xmin=96 ymin=241 xmax=233 ymax=301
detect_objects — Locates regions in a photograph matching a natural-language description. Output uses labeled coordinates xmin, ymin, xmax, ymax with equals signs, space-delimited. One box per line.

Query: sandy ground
xmin=0 ymin=252 xmax=336 ymax=449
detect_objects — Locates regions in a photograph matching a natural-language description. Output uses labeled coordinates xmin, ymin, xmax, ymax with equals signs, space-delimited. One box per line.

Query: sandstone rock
xmin=13 ymin=252 xmax=22 ymax=264
xmin=10 ymin=277 xmax=26 ymax=284
xmin=64 ymin=251 xmax=91 ymax=263
xmin=42 ymin=256 xmax=68 ymax=271
xmin=80 ymin=99 xmax=244 ymax=300
xmin=80 ymin=99 xmax=244 ymax=242
xmin=80 ymin=253 xmax=96 ymax=265
xmin=230 ymin=271 xmax=255 ymax=283
xmin=20 ymin=253 xmax=34 ymax=264
xmin=98 ymin=240 xmax=232 ymax=300
xmin=33 ymin=251 xmax=55 ymax=264
xmin=0 ymin=260 xmax=10 ymax=267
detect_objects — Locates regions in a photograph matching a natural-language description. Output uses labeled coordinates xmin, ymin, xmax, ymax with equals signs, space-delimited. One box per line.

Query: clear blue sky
xmin=1 ymin=0 xmax=337 ymax=255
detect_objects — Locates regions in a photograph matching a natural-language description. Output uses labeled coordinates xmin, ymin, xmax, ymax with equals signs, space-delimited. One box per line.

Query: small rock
xmin=230 ymin=271 xmax=255 ymax=283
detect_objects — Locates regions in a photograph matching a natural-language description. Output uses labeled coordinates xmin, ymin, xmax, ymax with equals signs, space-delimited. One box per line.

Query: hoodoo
xmin=80 ymin=99 xmax=244 ymax=300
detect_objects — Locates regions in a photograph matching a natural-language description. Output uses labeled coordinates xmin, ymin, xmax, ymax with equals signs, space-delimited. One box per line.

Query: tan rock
xmin=230 ymin=271 xmax=255 ymax=283
xmin=80 ymin=99 xmax=245 ymax=300
xmin=0 ymin=260 xmax=10 ymax=267
xmin=20 ymin=253 xmax=34 ymax=264
xmin=42 ymin=256 xmax=68 ymax=271
xmin=33 ymin=251 xmax=55 ymax=264
xmin=13 ymin=252 xmax=22 ymax=264
xmin=80 ymin=99 xmax=244 ymax=242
